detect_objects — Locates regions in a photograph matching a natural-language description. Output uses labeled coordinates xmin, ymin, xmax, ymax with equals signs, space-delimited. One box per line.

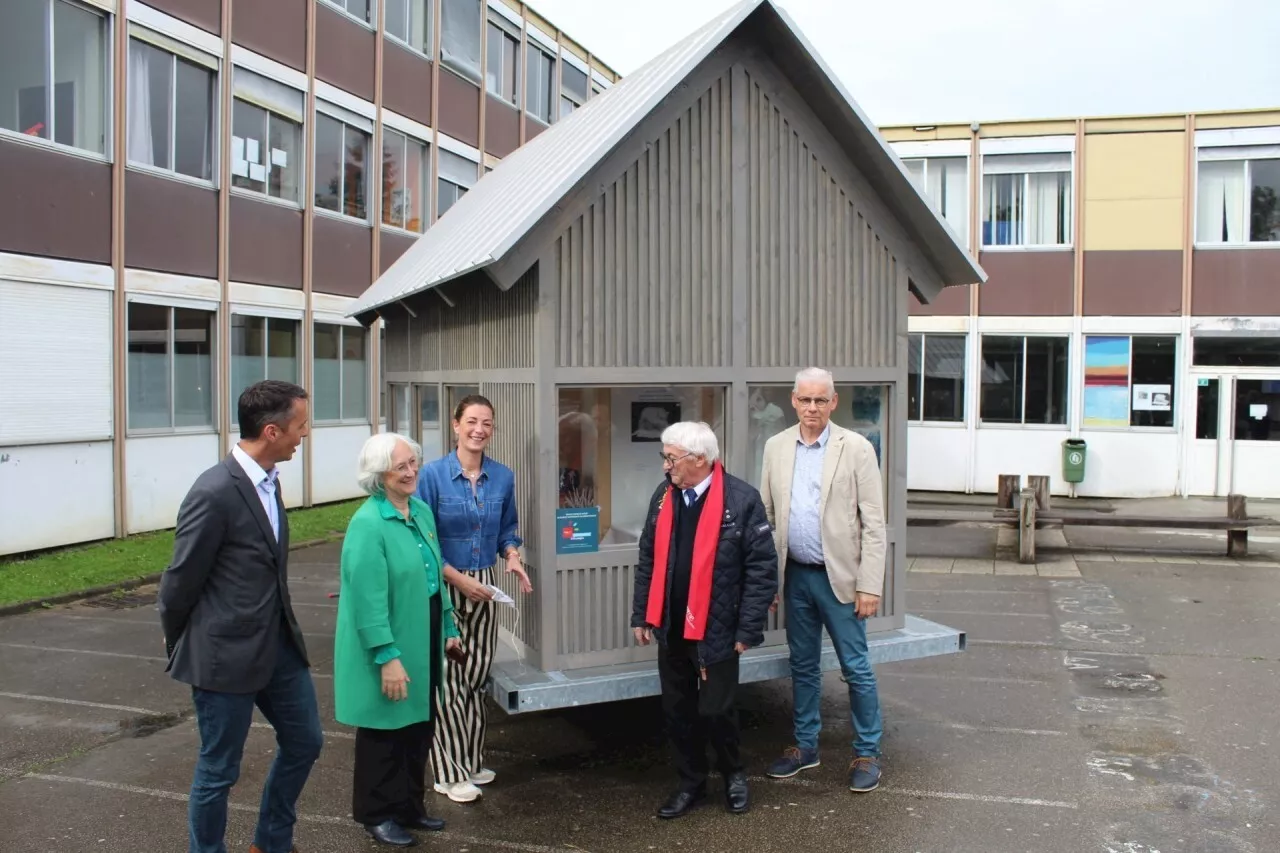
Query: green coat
xmin=334 ymin=494 xmax=459 ymax=730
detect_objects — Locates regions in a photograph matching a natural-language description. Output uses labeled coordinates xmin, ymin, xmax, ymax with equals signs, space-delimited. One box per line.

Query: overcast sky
xmin=533 ymin=0 xmax=1280 ymax=126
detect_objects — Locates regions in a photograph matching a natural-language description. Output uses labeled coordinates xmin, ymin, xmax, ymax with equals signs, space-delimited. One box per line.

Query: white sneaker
xmin=433 ymin=780 xmax=482 ymax=803
xmin=470 ymin=768 xmax=496 ymax=786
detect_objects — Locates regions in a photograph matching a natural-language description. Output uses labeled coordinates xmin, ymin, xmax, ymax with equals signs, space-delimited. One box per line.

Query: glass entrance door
xmin=1188 ymin=374 xmax=1280 ymax=497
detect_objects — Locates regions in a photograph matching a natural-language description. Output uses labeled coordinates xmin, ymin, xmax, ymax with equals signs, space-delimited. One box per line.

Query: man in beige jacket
xmin=758 ymin=367 xmax=887 ymax=793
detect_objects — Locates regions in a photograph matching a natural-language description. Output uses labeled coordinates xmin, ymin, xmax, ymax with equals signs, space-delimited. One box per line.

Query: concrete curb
xmin=0 ymin=535 xmax=344 ymax=619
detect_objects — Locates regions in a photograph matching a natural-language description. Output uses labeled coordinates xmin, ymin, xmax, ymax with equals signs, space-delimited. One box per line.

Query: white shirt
xmin=682 ymin=471 xmax=714 ymax=505
xmin=232 ymin=444 xmax=280 ymax=541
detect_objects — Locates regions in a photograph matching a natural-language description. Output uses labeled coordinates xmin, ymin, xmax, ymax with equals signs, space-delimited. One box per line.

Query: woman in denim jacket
xmin=415 ymin=394 xmax=533 ymax=803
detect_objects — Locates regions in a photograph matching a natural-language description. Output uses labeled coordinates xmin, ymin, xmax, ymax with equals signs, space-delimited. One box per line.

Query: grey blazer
xmin=158 ymin=454 xmax=310 ymax=693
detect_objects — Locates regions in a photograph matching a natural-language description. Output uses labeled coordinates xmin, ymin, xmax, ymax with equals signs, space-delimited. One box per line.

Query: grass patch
xmin=0 ymin=499 xmax=362 ymax=608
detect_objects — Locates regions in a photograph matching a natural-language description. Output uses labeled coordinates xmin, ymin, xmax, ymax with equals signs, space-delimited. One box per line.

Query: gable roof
xmin=349 ymin=0 xmax=984 ymax=321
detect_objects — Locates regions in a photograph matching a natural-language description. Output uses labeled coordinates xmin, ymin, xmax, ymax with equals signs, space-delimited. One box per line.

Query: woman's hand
xmin=462 ymin=573 xmax=496 ymax=602
xmin=445 ymin=637 xmax=462 ymax=655
xmin=381 ymin=659 xmax=410 ymax=701
xmin=505 ymin=552 xmax=533 ymax=595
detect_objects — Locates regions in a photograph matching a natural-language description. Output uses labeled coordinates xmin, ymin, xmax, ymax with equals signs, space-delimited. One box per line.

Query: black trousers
xmin=352 ymin=594 xmax=443 ymax=826
xmin=658 ymin=634 xmax=743 ymax=792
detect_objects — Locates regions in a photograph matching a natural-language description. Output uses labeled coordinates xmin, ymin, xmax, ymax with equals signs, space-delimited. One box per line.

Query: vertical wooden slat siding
xmin=555 ymin=73 xmax=733 ymax=368
xmin=556 ymin=560 xmax=639 ymax=656
xmin=426 ymin=270 xmax=536 ymax=370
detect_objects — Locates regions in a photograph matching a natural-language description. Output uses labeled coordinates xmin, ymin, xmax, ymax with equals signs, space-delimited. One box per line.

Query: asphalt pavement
xmin=1 ymin=522 xmax=1277 ymax=852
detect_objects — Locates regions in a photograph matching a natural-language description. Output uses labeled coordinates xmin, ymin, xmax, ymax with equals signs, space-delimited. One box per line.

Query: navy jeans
xmin=785 ymin=561 xmax=883 ymax=757
xmin=189 ymin=629 xmax=324 ymax=853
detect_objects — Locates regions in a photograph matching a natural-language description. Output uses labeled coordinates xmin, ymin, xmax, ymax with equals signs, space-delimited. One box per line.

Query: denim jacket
xmin=416 ymin=451 xmax=523 ymax=572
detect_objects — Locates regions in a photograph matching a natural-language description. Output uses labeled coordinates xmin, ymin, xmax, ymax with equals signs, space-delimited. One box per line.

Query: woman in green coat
xmin=335 ymin=432 xmax=462 ymax=848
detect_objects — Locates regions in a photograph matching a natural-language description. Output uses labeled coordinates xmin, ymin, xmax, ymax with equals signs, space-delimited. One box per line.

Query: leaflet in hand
xmin=486 ymin=584 xmax=516 ymax=606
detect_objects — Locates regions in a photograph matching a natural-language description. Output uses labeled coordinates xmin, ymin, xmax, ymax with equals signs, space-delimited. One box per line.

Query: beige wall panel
xmin=1086 ymin=116 xmax=1185 ymax=134
xmin=1084 ymin=199 xmax=1184 ymax=251
xmin=1084 ymin=132 xmax=1185 ymax=201
xmin=978 ymin=120 xmax=1076 ymax=137
xmin=1196 ymin=111 xmax=1280 ymax=129
xmin=880 ymin=126 xmax=971 ymax=142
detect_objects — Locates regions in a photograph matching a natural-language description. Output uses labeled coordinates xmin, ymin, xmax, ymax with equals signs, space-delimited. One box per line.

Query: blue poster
xmin=555 ymin=507 xmax=600 ymax=554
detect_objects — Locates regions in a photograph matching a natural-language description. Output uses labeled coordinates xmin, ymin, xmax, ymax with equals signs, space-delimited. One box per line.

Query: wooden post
xmin=1018 ymin=487 xmax=1037 ymax=564
xmin=1227 ymin=493 xmax=1248 ymax=558
xmin=998 ymin=474 xmax=1021 ymax=510
xmin=1028 ymin=475 xmax=1051 ymax=511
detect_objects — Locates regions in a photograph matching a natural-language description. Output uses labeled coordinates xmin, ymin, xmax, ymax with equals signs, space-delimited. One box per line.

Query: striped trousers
xmin=430 ymin=567 xmax=498 ymax=785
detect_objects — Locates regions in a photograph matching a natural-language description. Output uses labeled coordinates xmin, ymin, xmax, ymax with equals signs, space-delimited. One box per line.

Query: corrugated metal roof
xmin=349 ymin=0 xmax=984 ymax=319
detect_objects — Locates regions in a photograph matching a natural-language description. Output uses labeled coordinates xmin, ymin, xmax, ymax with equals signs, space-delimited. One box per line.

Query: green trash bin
xmin=1062 ymin=438 xmax=1087 ymax=484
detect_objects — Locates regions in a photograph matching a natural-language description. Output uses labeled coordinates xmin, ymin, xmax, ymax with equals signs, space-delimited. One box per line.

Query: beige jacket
xmin=759 ymin=422 xmax=887 ymax=603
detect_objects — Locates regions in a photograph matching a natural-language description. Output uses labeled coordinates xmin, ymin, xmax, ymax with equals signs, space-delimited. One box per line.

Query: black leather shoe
xmin=725 ymin=771 xmax=750 ymax=814
xmin=365 ymin=820 xmax=417 ymax=847
xmin=399 ymin=815 xmax=446 ymax=832
xmin=656 ymin=788 xmax=706 ymax=819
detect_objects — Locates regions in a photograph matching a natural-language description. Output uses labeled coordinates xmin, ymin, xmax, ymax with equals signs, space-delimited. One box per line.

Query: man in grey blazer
xmin=159 ymin=380 xmax=323 ymax=853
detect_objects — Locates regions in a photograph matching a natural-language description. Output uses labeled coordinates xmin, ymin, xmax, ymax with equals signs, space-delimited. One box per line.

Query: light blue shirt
xmin=232 ymin=444 xmax=280 ymax=541
xmin=787 ymin=425 xmax=829 ymax=564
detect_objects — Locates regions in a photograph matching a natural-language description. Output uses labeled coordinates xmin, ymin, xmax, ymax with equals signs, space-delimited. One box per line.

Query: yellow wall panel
xmin=978 ymin=120 xmax=1077 ymax=137
xmin=1086 ymin=116 xmax=1185 ymax=134
xmin=880 ymin=126 xmax=972 ymax=142
xmin=1196 ymin=111 xmax=1280 ymax=129
xmin=1084 ymin=199 xmax=1184 ymax=251
xmin=1084 ymin=132 xmax=1185 ymax=201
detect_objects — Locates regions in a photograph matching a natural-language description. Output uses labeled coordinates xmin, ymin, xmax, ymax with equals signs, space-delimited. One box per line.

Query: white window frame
xmin=440 ymin=0 xmax=483 ymax=83
xmin=978 ymin=137 xmax=1075 ymax=250
xmin=1194 ymin=138 xmax=1280 ymax=247
xmin=0 ymin=0 xmax=114 ymax=162
xmin=230 ymin=67 xmax=306 ymax=208
xmin=907 ymin=332 xmax=968 ymax=425
xmin=312 ymin=320 xmax=371 ymax=424
xmin=901 ymin=154 xmax=970 ymax=247
xmin=313 ymin=101 xmax=374 ymax=224
xmin=381 ymin=127 xmax=431 ymax=234
xmin=978 ymin=333 xmax=1071 ymax=428
xmin=436 ymin=143 xmax=478 ymax=218
xmin=485 ymin=13 xmax=521 ymax=107
xmin=384 ymin=0 xmax=432 ymax=56
xmin=524 ymin=42 xmax=555 ymax=125
xmin=229 ymin=312 xmax=302 ymax=426
xmin=125 ymin=297 xmax=219 ymax=436
xmin=318 ymin=0 xmax=375 ymax=29
xmin=125 ymin=27 xmax=220 ymax=188
xmin=559 ymin=50 xmax=588 ymax=120
xmin=1079 ymin=333 xmax=1180 ymax=433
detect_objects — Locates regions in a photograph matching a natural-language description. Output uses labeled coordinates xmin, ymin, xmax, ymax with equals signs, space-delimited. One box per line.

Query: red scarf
xmin=645 ymin=464 xmax=724 ymax=641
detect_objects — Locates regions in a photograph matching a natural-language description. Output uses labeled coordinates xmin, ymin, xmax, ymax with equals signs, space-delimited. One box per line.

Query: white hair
xmin=660 ymin=421 xmax=720 ymax=463
xmin=793 ymin=366 xmax=836 ymax=396
xmin=357 ymin=432 xmax=423 ymax=495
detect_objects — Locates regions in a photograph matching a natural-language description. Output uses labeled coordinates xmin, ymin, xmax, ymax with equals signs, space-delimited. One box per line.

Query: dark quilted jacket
xmin=632 ymin=471 xmax=779 ymax=667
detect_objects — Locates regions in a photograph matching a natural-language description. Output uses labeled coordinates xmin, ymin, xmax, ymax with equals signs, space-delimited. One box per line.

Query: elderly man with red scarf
xmin=632 ymin=420 xmax=778 ymax=820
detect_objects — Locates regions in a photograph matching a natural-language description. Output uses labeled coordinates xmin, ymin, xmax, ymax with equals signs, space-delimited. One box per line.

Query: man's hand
xmin=505 ymin=552 xmax=533 ymax=594
xmin=734 ymin=642 xmax=749 ymax=654
xmin=855 ymin=592 xmax=880 ymax=620
xmin=381 ymin=659 xmax=410 ymax=701
xmin=769 ymin=592 xmax=780 ymax=613
xmin=633 ymin=626 xmax=653 ymax=646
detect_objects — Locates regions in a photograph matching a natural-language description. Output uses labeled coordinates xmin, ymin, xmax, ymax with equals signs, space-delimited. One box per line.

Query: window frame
xmin=0 ymin=0 xmax=113 ymax=162
xmin=384 ymin=0 xmax=432 ymax=56
xmin=978 ymin=333 xmax=1070 ymax=427
xmin=436 ymin=144 xmax=478 ymax=218
xmin=124 ymin=30 xmax=220 ymax=188
xmin=901 ymin=155 xmax=970 ymax=246
xmin=559 ymin=55 xmax=588 ymax=120
xmin=980 ymin=152 xmax=1075 ymax=249
xmin=524 ymin=42 xmax=555 ymax=125
xmin=906 ymin=332 xmax=968 ymax=425
xmin=318 ymin=0 xmax=375 ymax=29
xmin=1194 ymin=148 xmax=1280 ymax=247
xmin=229 ymin=313 xmax=301 ymax=426
xmin=230 ymin=67 xmax=306 ymax=208
xmin=485 ymin=15 xmax=521 ymax=107
xmin=1081 ymin=333 xmax=1179 ymax=432
xmin=125 ymin=300 xmax=218 ymax=436
xmin=381 ymin=127 xmax=430 ymax=233
xmin=313 ymin=103 xmax=373 ymax=224
xmin=439 ymin=0 xmax=483 ymax=83
xmin=312 ymin=321 xmax=370 ymax=425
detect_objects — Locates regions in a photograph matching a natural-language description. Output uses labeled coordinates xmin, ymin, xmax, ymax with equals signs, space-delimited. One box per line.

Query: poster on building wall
xmin=1132 ymin=384 xmax=1172 ymax=412
xmin=555 ymin=507 xmax=600 ymax=554
xmin=1083 ymin=336 xmax=1131 ymax=428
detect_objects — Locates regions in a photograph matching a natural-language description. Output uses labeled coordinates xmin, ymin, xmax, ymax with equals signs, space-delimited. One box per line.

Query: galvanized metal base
xmin=487 ymin=615 xmax=965 ymax=714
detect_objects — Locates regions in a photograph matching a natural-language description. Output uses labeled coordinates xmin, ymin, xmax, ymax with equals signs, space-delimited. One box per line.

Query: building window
xmin=390 ymin=383 xmax=413 ymax=436
xmin=907 ymin=334 xmax=966 ymax=423
xmin=560 ymin=60 xmax=588 ymax=119
xmin=1195 ymin=378 xmax=1219 ymax=441
xmin=1196 ymin=154 xmax=1280 ymax=244
xmin=744 ymin=384 xmax=888 ymax=489
xmin=1 ymin=0 xmax=109 ymax=155
xmin=1234 ymin=379 xmax=1280 ymax=442
xmin=485 ymin=18 xmax=520 ymax=105
xmin=127 ymin=303 xmax=215 ymax=431
xmin=437 ymin=148 xmax=476 ymax=217
xmin=982 ymin=153 xmax=1072 ymax=247
xmin=320 ymin=0 xmax=373 ymax=26
xmin=385 ymin=0 xmax=430 ymax=54
xmin=557 ymin=386 xmax=726 ymax=546
xmin=1082 ymin=335 xmax=1176 ymax=429
xmin=315 ymin=108 xmax=371 ymax=221
xmin=525 ymin=45 xmax=554 ymax=124
xmin=231 ymin=69 xmax=304 ymax=205
xmin=980 ymin=335 xmax=1068 ymax=425
xmin=314 ymin=323 xmax=368 ymax=422
xmin=1193 ymin=336 xmax=1280 ymax=368
xmin=126 ymin=36 xmax=216 ymax=182
xmin=440 ymin=0 xmax=482 ymax=82
xmin=378 ymin=325 xmax=387 ymax=423
xmin=417 ymin=383 xmax=442 ymax=452
xmin=903 ymin=157 xmax=968 ymax=246
xmin=382 ymin=129 xmax=429 ymax=231
xmin=230 ymin=315 xmax=299 ymax=421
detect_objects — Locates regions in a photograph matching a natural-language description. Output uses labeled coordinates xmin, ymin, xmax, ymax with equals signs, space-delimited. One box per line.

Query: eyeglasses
xmin=390 ymin=460 xmax=419 ymax=475
xmin=795 ymin=396 xmax=832 ymax=409
xmin=659 ymin=451 xmax=693 ymax=466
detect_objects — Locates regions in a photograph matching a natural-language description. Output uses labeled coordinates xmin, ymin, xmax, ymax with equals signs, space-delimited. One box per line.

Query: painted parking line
xmin=888 ymin=719 xmax=1068 ymax=737
xmin=880 ymin=671 xmax=1053 ymax=687
xmin=883 ymin=788 xmax=1077 ymax=809
xmin=0 ymin=691 xmax=160 ymax=716
xmin=23 ymin=773 xmax=593 ymax=853
xmin=915 ymin=608 xmax=1052 ymax=619
xmin=0 ymin=642 xmax=167 ymax=663
xmin=966 ymin=638 xmax=1059 ymax=649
